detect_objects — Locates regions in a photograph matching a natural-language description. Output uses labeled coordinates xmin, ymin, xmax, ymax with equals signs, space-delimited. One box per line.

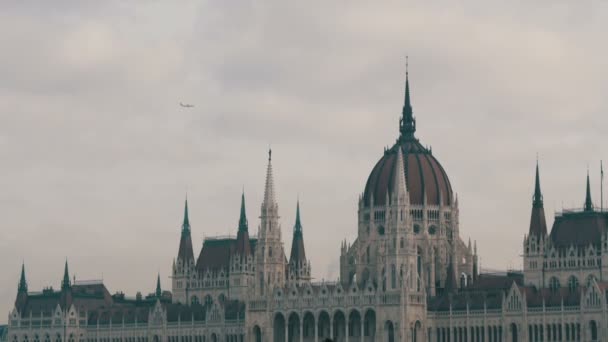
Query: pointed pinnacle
xmin=533 ymin=160 xmax=543 ymax=208
xmin=294 ymin=199 xmax=302 ymax=232
xmin=18 ymin=262 xmax=27 ymax=293
xmin=62 ymin=260 xmax=71 ymax=290
xmin=585 ymin=170 xmax=593 ymax=211
xmin=238 ymin=191 xmax=248 ymax=232
xmin=156 ymin=273 xmax=162 ymax=297
xmin=182 ymin=198 xmax=191 ymax=234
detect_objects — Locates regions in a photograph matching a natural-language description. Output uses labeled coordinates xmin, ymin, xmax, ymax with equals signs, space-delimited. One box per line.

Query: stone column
xmin=329 ymin=316 xmax=333 ymax=341
xmin=361 ymin=319 xmax=365 ymax=342
xmin=300 ymin=318 xmax=303 ymax=342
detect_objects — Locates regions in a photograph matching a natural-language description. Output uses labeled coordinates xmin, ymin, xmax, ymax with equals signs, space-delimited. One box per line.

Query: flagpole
xmin=601 ymin=160 xmax=604 ymax=212
xmin=600 ymin=160 xmax=604 ymax=211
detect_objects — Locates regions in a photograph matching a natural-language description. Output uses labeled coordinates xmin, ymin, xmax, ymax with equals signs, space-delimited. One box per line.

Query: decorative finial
xmin=268 ymin=148 xmax=272 ymax=161
xmin=406 ymin=55 xmax=408 ymax=76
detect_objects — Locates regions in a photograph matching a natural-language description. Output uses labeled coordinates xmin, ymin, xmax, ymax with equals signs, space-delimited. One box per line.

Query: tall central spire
xmin=585 ymin=171 xmax=594 ymax=212
xmin=399 ymin=57 xmax=416 ymax=140
xmin=263 ymin=149 xmax=277 ymax=207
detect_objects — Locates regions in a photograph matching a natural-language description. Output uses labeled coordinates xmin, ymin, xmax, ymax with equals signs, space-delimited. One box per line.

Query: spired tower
xmin=523 ymin=162 xmax=548 ymax=287
xmin=229 ymin=192 xmax=255 ymax=299
xmin=255 ymin=150 xmax=287 ymax=295
xmin=172 ymin=199 xmax=195 ymax=304
xmin=287 ymin=200 xmax=311 ymax=286
xmin=340 ymin=64 xmax=475 ymax=300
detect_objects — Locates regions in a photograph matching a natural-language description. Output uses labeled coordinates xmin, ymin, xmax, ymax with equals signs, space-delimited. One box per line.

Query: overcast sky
xmin=1 ymin=1 xmax=608 ymax=320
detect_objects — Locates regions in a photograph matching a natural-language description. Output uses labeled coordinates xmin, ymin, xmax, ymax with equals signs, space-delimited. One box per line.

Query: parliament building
xmin=7 ymin=69 xmax=608 ymax=342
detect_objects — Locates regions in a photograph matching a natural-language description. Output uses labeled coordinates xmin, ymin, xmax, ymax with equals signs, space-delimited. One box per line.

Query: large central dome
xmin=362 ymin=71 xmax=453 ymax=207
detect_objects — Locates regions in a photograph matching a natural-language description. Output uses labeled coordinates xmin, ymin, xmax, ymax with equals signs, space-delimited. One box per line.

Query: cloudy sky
xmin=1 ymin=1 xmax=608 ymax=319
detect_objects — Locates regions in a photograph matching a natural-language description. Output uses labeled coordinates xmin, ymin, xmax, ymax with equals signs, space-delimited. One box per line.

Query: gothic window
xmin=413 ymin=224 xmax=421 ymax=234
xmin=204 ymin=294 xmax=213 ymax=306
xmin=428 ymin=226 xmax=436 ymax=235
xmin=400 ymin=238 xmax=404 ymax=249
xmin=590 ymin=320 xmax=598 ymax=341
xmin=218 ymin=293 xmax=226 ymax=304
xmin=191 ymin=295 xmax=199 ymax=305
xmin=549 ymin=277 xmax=560 ymax=292
xmin=587 ymin=274 xmax=597 ymax=287
xmin=391 ymin=264 xmax=396 ymax=289
xmin=366 ymin=246 xmax=370 ymax=263
xmin=378 ymin=226 xmax=385 ymax=235
xmin=568 ymin=276 xmax=579 ymax=292
xmin=44 ymin=335 xmax=50 ymax=342
xmin=23 ymin=335 xmax=28 ymax=342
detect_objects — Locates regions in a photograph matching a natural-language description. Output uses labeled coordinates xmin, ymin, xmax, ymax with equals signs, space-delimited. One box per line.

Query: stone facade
xmin=6 ymin=71 xmax=607 ymax=342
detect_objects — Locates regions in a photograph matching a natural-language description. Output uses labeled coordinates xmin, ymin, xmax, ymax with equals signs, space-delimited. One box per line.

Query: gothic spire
xmin=532 ymin=160 xmax=543 ymax=208
xmin=390 ymin=145 xmax=408 ymax=203
xmin=61 ymin=260 xmax=71 ymax=290
xmin=529 ymin=161 xmax=547 ymax=237
xmin=155 ymin=274 xmax=162 ymax=297
xmin=294 ymin=199 xmax=302 ymax=233
xmin=399 ymin=57 xmax=416 ymax=140
xmin=177 ymin=198 xmax=195 ymax=263
xmin=182 ymin=198 xmax=191 ymax=236
xmin=235 ymin=191 xmax=252 ymax=257
xmin=18 ymin=263 xmax=27 ymax=293
xmin=585 ymin=170 xmax=594 ymax=211
xmin=289 ymin=200 xmax=307 ymax=265
xmin=238 ymin=190 xmax=248 ymax=232
xmin=263 ymin=149 xmax=277 ymax=207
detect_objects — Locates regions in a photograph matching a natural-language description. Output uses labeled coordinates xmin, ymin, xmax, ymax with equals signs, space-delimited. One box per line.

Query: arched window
xmin=568 ymin=276 xmax=579 ymax=292
xmin=218 ymin=293 xmax=226 ymax=304
xmin=390 ymin=264 xmax=396 ymax=289
xmin=23 ymin=335 xmax=29 ymax=342
xmin=549 ymin=277 xmax=560 ymax=292
xmin=191 ymin=295 xmax=199 ymax=305
xmin=589 ymin=320 xmax=598 ymax=340
xmin=44 ymin=335 xmax=50 ymax=342
xmin=204 ymin=294 xmax=213 ymax=306
xmin=587 ymin=274 xmax=597 ymax=287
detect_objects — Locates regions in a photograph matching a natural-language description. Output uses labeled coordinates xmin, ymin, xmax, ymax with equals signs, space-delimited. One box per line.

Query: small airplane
xmin=179 ymin=102 xmax=195 ymax=108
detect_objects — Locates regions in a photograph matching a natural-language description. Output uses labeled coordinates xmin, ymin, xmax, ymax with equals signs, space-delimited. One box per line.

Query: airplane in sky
xmin=179 ymin=102 xmax=194 ymax=108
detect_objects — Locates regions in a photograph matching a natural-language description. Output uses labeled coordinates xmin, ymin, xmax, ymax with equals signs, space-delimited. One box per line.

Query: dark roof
xmin=522 ymin=286 xmax=581 ymax=307
xmin=16 ymin=282 xmax=168 ymax=321
xmin=428 ymin=290 xmax=504 ymax=312
xmin=469 ymin=272 xmax=523 ymax=290
xmin=363 ymin=139 xmax=452 ymax=207
xmin=549 ymin=211 xmax=608 ymax=247
xmin=195 ymin=238 xmax=257 ymax=273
